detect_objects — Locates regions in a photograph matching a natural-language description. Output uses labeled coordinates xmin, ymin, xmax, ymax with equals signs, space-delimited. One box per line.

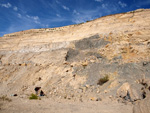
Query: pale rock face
xmin=117 ymin=82 xmax=130 ymax=98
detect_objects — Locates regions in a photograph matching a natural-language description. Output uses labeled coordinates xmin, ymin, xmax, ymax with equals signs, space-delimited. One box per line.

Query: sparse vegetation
xmin=29 ymin=94 xmax=38 ymax=100
xmin=76 ymin=22 xmax=84 ymax=25
xmin=0 ymin=95 xmax=12 ymax=102
xmin=86 ymin=20 xmax=90 ymax=22
xmin=97 ymin=75 xmax=109 ymax=85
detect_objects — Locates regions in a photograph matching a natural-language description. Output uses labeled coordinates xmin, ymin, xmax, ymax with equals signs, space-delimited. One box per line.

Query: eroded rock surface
xmin=133 ymin=91 xmax=150 ymax=113
xmin=0 ymin=9 xmax=150 ymax=113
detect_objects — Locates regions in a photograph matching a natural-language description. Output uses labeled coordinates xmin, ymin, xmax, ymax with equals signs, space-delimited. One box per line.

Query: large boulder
xmin=117 ymin=82 xmax=143 ymax=102
xmin=117 ymin=82 xmax=130 ymax=98
xmin=133 ymin=91 xmax=150 ymax=113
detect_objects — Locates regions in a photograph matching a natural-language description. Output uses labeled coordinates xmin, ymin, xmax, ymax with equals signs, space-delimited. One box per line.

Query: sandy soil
xmin=0 ymin=97 xmax=133 ymax=113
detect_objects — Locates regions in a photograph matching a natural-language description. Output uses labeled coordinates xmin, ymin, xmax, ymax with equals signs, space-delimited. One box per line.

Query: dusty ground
xmin=0 ymin=96 xmax=133 ymax=113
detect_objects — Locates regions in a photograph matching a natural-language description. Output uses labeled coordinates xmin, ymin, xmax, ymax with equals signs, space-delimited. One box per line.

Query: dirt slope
xmin=0 ymin=9 xmax=150 ymax=113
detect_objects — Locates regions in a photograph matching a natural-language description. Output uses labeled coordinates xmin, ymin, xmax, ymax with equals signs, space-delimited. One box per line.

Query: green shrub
xmin=97 ymin=75 xmax=109 ymax=85
xmin=29 ymin=94 xmax=38 ymax=100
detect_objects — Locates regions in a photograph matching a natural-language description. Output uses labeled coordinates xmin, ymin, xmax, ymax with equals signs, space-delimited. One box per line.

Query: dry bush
xmin=29 ymin=94 xmax=38 ymax=100
xmin=97 ymin=75 xmax=109 ymax=85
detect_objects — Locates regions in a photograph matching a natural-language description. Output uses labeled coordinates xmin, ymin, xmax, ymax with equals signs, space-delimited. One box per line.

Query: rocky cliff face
xmin=0 ymin=9 xmax=150 ymax=111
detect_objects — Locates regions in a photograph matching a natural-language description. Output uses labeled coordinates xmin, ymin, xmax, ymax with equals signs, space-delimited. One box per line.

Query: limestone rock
xmin=129 ymin=84 xmax=143 ymax=101
xmin=133 ymin=92 xmax=150 ymax=113
xmin=117 ymin=82 xmax=143 ymax=102
xmin=117 ymin=82 xmax=130 ymax=98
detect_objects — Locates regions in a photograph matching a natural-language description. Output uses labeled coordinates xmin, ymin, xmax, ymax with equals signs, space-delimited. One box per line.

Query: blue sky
xmin=0 ymin=0 xmax=150 ymax=37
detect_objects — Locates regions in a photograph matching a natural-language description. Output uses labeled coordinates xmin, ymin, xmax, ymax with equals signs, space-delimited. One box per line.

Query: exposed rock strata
xmin=0 ymin=9 xmax=150 ymax=113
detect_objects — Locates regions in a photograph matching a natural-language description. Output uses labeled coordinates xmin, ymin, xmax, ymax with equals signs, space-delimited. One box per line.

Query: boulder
xmin=117 ymin=82 xmax=130 ymax=98
xmin=133 ymin=91 xmax=150 ymax=113
xmin=129 ymin=83 xmax=143 ymax=101
xmin=117 ymin=82 xmax=143 ymax=102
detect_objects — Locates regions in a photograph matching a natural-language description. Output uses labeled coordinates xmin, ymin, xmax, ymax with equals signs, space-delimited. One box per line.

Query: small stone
xmin=97 ymin=90 xmax=100 ymax=93
xmin=104 ymin=90 xmax=107 ymax=93
xmin=109 ymin=95 xmax=112 ymax=98
xmin=85 ymin=85 xmax=90 ymax=88
xmin=38 ymin=77 xmax=42 ymax=81
xmin=21 ymin=63 xmax=26 ymax=66
xmin=13 ymin=94 xmax=17 ymax=96
xmin=96 ymin=97 xmax=102 ymax=101
xmin=90 ymin=60 xmax=95 ymax=63
xmin=143 ymin=62 xmax=148 ymax=66
xmin=63 ymin=62 xmax=69 ymax=65
xmin=66 ymin=70 xmax=69 ymax=72
xmin=90 ymin=97 xmax=96 ymax=101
